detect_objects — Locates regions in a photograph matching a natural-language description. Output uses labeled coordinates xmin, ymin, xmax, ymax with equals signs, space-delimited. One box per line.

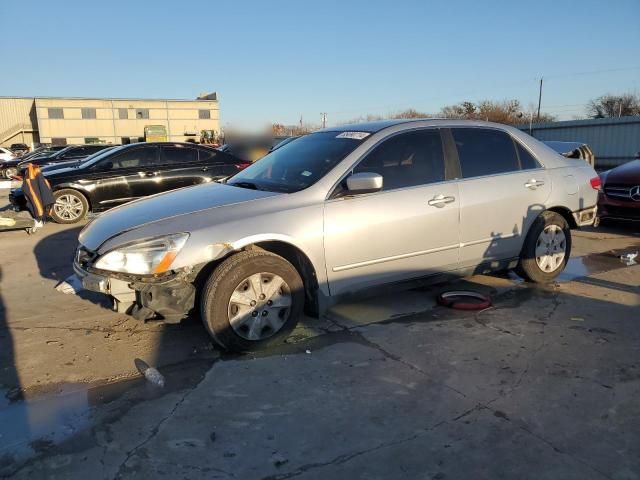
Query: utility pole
xmin=321 ymin=112 xmax=327 ymax=128
xmin=536 ymin=76 xmax=543 ymax=122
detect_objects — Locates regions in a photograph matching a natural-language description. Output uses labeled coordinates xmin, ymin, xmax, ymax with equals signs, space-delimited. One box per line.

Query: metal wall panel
xmin=518 ymin=117 xmax=640 ymax=168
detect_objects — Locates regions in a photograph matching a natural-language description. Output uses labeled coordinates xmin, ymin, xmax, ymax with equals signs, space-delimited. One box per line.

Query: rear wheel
xmin=516 ymin=211 xmax=571 ymax=283
xmin=51 ymin=189 xmax=89 ymax=224
xmin=200 ymin=250 xmax=305 ymax=352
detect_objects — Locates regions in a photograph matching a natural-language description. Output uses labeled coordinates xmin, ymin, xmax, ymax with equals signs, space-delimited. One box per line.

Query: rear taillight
xmin=235 ymin=163 xmax=251 ymax=170
xmin=590 ymin=177 xmax=602 ymax=191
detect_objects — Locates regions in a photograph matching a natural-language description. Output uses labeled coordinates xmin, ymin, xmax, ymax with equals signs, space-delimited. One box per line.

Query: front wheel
xmin=516 ymin=211 xmax=571 ymax=283
xmin=200 ymin=250 xmax=305 ymax=352
xmin=4 ymin=167 xmax=17 ymax=179
xmin=51 ymin=189 xmax=89 ymax=224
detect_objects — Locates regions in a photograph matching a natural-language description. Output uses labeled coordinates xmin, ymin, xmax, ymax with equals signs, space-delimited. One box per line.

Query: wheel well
xmin=546 ymin=206 xmax=577 ymax=229
xmin=254 ymin=241 xmax=320 ymax=317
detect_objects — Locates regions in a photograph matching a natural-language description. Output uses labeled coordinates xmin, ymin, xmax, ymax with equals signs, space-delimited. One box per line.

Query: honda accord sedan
xmin=72 ymin=119 xmax=599 ymax=351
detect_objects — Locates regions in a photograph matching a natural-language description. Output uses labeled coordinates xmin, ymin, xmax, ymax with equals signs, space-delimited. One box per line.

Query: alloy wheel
xmin=54 ymin=194 xmax=84 ymax=221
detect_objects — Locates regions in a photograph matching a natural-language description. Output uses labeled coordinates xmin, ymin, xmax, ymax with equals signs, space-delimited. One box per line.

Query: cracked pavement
xmin=1 ymin=198 xmax=639 ymax=478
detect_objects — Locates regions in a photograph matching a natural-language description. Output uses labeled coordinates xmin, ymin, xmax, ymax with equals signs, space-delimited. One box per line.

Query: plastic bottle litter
xmin=144 ymin=367 xmax=166 ymax=388
xmin=620 ymin=252 xmax=638 ymax=266
xmin=55 ymin=274 xmax=84 ymax=295
xmin=134 ymin=358 xmax=165 ymax=387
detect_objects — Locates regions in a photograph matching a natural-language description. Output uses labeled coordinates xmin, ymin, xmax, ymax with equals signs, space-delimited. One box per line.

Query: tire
xmin=200 ymin=250 xmax=305 ymax=352
xmin=50 ymin=189 xmax=89 ymax=224
xmin=4 ymin=167 xmax=17 ymax=179
xmin=516 ymin=211 xmax=571 ymax=283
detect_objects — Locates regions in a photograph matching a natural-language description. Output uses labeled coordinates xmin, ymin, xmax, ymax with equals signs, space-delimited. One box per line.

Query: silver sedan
xmin=73 ymin=119 xmax=600 ymax=351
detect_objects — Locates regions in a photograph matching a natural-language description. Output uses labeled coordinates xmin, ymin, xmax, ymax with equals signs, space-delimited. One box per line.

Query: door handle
xmin=201 ymin=166 xmax=209 ymax=172
xmin=525 ymin=179 xmax=545 ymax=189
xmin=144 ymin=171 xmax=158 ymax=177
xmin=428 ymin=194 xmax=456 ymax=208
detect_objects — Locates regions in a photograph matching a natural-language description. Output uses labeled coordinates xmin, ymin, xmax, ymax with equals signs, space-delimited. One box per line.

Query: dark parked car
xmin=1 ymin=145 xmax=70 ymax=178
xmin=17 ymin=144 xmax=114 ymax=173
xmin=10 ymin=142 xmax=250 ymax=224
xmin=598 ymin=159 xmax=640 ymax=223
xmin=10 ymin=143 xmax=30 ymax=156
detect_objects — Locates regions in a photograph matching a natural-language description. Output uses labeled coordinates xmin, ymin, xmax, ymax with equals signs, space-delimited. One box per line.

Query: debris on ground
xmin=305 ymin=350 xmax=311 ymax=354
xmin=55 ymin=274 xmax=83 ymax=295
xmin=134 ymin=358 xmax=165 ymax=387
xmin=620 ymin=252 xmax=638 ymax=266
xmin=570 ymin=317 xmax=585 ymax=322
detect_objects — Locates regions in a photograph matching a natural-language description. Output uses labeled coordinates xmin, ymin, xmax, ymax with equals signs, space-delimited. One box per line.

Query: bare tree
xmin=587 ymin=93 xmax=640 ymax=118
xmin=440 ymin=99 xmax=555 ymax=124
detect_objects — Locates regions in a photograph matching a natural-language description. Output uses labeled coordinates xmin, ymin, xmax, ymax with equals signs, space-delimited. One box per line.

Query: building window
xmin=198 ymin=109 xmax=211 ymax=119
xmin=51 ymin=138 xmax=67 ymax=146
xmin=118 ymin=108 xmax=128 ymax=119
xmin=136 ymin=109 xmax=149 ymax=119
xmin=81 ymin=107 xmax=97 ymax=119
xmin=48 ymin=108 xmax=64 ymax=119
xmin=84 ymin=137 xmax=101 ymax=144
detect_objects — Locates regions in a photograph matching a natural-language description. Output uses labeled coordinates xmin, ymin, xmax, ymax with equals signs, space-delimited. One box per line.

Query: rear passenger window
xmin=199 ymin=147 xmax=221 ymax=163
xmin=515 ymin=142 xmax=541 ymax=170
xmin=354 ymin=129 xmax=445 ymax=191
xmin=109 ymin=147 xmax=158 ymax=169
xmin=161 ymin=146 xmax=198 ymax=165
xmin=452 ymin=128 xmax=520 ymax=178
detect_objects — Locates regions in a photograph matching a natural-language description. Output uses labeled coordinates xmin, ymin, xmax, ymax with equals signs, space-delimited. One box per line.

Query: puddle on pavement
xmin=0 ymin=357 xmax=216 ymax=471
xmin=558 ymin=248 xmax=637 ymax=282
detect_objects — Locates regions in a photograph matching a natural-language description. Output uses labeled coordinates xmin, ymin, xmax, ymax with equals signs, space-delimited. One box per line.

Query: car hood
xmin=603 ymin=160 xmax=640 ymax=185
xmin=79 ymin=182 xmax=282 ymax=251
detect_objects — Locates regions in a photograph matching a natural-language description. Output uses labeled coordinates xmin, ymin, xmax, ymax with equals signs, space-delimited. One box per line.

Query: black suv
xmin=10 ymin=142 xmax=250 ymax=223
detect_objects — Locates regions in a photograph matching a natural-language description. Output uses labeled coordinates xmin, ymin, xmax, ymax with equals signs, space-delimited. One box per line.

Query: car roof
xmin=316 ymin=118 xmax=519 ymax=134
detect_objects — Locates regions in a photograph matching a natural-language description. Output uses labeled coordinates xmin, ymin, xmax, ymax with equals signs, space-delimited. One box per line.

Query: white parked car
xmin=0 ymin=147 xmax=16 ymax=162
xmin=73 ymin=119 xmax=600 ymax=351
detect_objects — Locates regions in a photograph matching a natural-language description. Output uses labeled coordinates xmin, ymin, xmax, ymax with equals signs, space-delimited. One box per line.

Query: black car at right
xmin=10 ymin=142 xmax=250 ymax=224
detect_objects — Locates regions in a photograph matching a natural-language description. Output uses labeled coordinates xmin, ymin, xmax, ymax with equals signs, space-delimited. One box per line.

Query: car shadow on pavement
xmin=32 ymin=226 xmax=111 ymax=310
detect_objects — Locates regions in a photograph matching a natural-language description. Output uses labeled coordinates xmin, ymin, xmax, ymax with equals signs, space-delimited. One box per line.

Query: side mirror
xmin=346 ymin=172 xmax=383 ymax=194
xmin=100 ymin=161 xmax=114 ymax=171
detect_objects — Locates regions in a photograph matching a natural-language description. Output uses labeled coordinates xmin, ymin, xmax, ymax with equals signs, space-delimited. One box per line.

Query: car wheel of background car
xmin=4 ymin=167 xmax=17 ymax=179
xmin=51 ymin=189 xmax=89 ymax=224
xmin=200 ymin=249 xmax=305 ymax=352
xmin=516 ymin=211 xmax=571 ymax=283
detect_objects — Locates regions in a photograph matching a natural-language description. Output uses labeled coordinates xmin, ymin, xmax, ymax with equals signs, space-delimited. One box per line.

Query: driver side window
xmin=354 ymin=129 xmax=445 ymax=191
xmin=108 ymin=147 xmax=158 ymax=170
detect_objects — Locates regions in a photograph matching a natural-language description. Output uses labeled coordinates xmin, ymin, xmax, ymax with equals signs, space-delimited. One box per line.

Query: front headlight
xmin=94 ymin=233 xmax=189 ymax=275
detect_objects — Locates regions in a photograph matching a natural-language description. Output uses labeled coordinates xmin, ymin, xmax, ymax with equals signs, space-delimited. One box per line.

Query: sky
xmin=1 ymin=0 xmax=639 ymax=128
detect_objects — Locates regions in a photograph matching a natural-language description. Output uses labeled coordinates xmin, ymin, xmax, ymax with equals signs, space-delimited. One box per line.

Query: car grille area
xmin=605 ymin=185 xmax=640 ymax=202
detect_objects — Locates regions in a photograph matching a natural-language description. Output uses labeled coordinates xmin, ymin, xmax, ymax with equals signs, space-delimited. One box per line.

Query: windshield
xmin=226 ymin=131 xmax=365 ymax=193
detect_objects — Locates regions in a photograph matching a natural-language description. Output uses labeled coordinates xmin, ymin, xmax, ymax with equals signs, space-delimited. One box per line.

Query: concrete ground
xmin=0 ymin=190 xmax=639 ymax=479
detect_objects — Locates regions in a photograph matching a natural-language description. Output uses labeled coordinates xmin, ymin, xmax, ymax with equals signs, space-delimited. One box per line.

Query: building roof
xmin=0 ymin=95 xmax=218 ymax=103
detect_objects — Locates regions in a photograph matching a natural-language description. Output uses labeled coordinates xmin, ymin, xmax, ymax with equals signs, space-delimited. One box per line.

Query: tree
xmin=390 ymin=108 xmax=431 ymax=119
xmin=440 ymin=99 xmax=555 ymax=124
xmin=587 ymin=93 xmax=640 ymax=118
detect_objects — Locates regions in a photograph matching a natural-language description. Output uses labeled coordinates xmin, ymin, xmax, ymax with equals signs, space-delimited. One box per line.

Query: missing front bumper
xmin=73 ymin=263 xmax=196 ymax=322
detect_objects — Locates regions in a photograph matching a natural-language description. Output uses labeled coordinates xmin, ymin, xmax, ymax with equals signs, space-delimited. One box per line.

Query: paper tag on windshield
xmin=336 ymin=131 xmax=370 ymax=140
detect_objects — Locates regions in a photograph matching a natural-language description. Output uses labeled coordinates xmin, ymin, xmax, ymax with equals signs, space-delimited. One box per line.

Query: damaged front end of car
xmin=73 ymin=234 xmax=226 ymax=323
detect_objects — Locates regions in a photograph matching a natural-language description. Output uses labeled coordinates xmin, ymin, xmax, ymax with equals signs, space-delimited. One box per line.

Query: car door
xmin=157 ymin=144 xmax=204 ymax=190
xmin=450 ymin=127 xmax=552 ymax=268
xmin=323 ymin=128 xmax=460 ymax=295
xmin=89 ymin=145 xmax=161 ymax=208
